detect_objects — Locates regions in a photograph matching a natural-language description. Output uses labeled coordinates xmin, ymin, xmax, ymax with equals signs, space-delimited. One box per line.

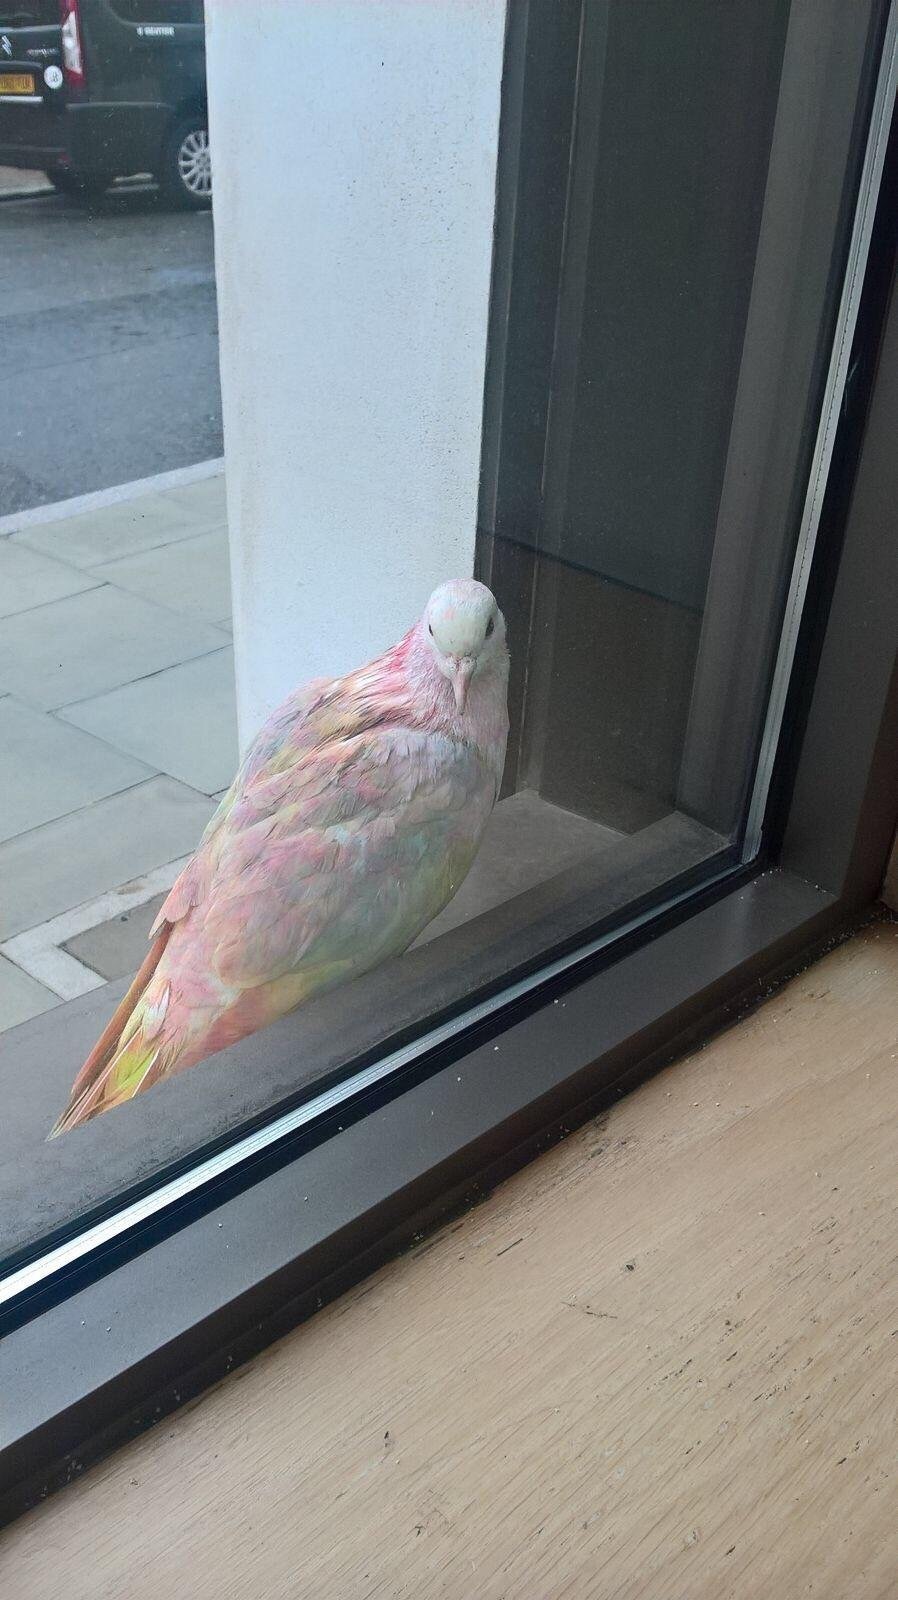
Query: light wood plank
xmin=3 ymin=921 xmax=897 ymax=1600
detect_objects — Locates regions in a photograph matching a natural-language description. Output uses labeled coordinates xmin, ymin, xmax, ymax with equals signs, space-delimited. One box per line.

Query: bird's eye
xmin=486 ymin=616 xmax=495 ymax=638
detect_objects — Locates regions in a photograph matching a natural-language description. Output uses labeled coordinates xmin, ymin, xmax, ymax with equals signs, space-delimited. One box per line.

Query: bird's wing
xmin=161 ymin=721 xmax=493 ymax=992
xmin=53 ymin=720 xmax=489 ymax=1135
xmin=150 ymin=676 xmax=332 ymax=935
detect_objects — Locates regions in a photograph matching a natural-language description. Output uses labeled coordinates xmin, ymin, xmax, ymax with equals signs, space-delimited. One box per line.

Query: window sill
xmin=0 ymin=862 xmax=855 ymax=1526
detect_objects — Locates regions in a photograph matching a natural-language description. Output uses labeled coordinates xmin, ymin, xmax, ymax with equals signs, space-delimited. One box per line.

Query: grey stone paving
xmin=156 ymin=476 xmax=229 ymax=528
xmin=91 ymin=528 xmax=232 ymax=623
xmin=60 ymin=648 xmax=238 ymax=796
xmin=0 ymin=695 xmax=150 ymax=843
xmin=0 ymin=541 xmax=100 ymax=620
xmin=0 ymin=954 xmax=59 ymax=1030
xmin=0 ymin=776 xmax=217 ymax=942
xmin=0 ymin=585 xmax=230 ymax=710
xmin=64 ymin=893 xmax=167 ymax=982
xmin=0 ymin=472 xmax=233 ymax=1026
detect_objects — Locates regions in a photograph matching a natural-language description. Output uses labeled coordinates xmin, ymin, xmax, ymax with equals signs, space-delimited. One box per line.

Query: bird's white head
xmin=423 ymin=578 xmax=506 ymax=714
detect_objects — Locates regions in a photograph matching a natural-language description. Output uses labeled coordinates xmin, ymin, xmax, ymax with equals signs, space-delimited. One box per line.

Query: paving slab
xmin=0 ymin=955 xmax=59 ymax=1032
xmin=14 ymin=492 xmax=204 ymax=568
xmin=91 ymin=528 xmax=232 ymax=623
xmin=158 ymin=474 xmax=227 ymax=529
xmin=64 ymin=893 xmax=167 ymax=982
xmin=0 ymin=584 xmax=230 ymax=710
xmin=0 ymin=541 xmax=101 ymax=620
xmin=60 ymin=648 xmax=238 ymax=795
xmin=0 ymin=775 xmax=216 ymax=941
xmin=0 ymin=695 xmax=151 ymax=844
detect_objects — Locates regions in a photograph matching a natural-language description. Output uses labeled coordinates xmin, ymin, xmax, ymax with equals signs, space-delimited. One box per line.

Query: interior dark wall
xmin=480 ymin=0 xmax=791 ymax=826
xmin=559 ymin=0 xmax=790 ymax=610
xmin=526 ymin=559 xmax=703 ymax=831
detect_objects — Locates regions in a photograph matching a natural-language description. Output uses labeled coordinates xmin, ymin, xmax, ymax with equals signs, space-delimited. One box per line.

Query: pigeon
xmin=51 ymin=578 xmax=509 ymax=1135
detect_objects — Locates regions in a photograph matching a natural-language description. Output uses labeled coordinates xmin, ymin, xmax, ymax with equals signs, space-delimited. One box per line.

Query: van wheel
xmin=46 ymin=167 xmax=113 ymax=200
xmin=161 ymin=114 xmax=211 ymax=208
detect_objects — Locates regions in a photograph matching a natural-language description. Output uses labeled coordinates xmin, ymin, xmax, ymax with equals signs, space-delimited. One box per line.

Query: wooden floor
xmin=3 ymin=920 xmax=897 ymax=1599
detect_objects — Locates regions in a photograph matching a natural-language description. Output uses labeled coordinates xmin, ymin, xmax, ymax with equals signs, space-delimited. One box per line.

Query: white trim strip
xmin=0 ymin=458 xmax=224 ymax=539
xmin=743 ymin=1 xmax=898 ymax=860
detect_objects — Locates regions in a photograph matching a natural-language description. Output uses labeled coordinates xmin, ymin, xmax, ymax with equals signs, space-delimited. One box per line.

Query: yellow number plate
xmin=0 ymin=73 xmax=37 ymax=95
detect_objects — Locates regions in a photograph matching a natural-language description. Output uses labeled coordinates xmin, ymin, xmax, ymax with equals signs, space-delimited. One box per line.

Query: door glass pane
xmin=0 ymin=0 xmax=886 ymax=1279
xmin=480 ymin=0 xmax=883 ymax=843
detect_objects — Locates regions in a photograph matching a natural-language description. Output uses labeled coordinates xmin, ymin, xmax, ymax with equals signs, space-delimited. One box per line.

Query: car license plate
xmin=0 ymin=73 xmax=36 ymax=95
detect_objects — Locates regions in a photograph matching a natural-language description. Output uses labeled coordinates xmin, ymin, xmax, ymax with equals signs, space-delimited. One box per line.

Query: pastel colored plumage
xmin=51 ymin=579 xmax=509 ymax=1135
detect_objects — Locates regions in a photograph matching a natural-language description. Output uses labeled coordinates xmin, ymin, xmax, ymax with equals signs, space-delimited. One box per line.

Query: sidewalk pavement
xmin=0 ymin=469 xmax=237 ymax=1032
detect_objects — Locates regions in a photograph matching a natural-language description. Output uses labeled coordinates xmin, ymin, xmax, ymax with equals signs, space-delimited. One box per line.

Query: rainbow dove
xmin=51 ymin=579 xmax=509 ymax=1135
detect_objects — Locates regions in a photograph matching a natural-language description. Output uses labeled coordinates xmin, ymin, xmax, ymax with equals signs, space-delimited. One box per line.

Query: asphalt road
xmin=0 ymin=185 xmax=222 ymax=517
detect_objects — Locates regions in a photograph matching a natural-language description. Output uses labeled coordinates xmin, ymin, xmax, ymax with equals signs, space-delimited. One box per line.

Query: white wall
xmin=205 ymin=0 xmax=507 ymax=744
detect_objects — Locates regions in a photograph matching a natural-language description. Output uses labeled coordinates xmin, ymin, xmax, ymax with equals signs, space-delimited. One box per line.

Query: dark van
xmin=0 ymin=0 xmax=209 ymax=206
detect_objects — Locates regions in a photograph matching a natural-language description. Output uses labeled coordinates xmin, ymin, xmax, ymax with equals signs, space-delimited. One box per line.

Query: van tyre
xmin=161 ymin=113 xmax=211 ymax=209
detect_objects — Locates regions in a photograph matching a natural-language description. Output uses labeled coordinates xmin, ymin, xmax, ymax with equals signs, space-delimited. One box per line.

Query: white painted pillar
xmin=205 ymin=0 xmax=507 ymax=744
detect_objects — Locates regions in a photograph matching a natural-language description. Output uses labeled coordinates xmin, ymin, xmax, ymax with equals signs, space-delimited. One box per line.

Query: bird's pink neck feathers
xmin=376 ymin=622 xmax=508 ymax=762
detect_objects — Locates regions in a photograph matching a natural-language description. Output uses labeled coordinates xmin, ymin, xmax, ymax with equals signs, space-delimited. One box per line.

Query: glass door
xmin=479 ymin=0 xmax=885 ymax=852
xmin=0 ymin=0 xmax=892 ymax=1302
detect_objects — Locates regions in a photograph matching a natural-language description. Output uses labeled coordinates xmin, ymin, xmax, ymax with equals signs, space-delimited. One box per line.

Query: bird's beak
xmin=451 ymin=657 xmax=475 ymax=714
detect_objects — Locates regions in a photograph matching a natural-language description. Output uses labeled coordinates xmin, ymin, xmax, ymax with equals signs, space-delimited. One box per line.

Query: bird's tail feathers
xmin=48 ymin=926 xmax=172 ymax=1138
